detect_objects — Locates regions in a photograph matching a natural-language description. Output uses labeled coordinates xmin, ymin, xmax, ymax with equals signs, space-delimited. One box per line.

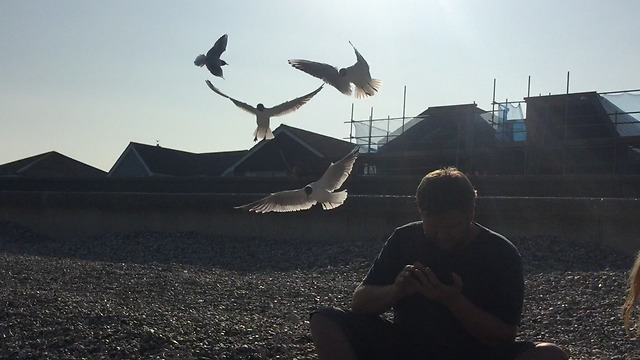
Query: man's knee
xmin=516 ymin=342 xmax=569 ymax=360
xmin=309 ymin=311 xmax=360 ymax=360
xmin=310 ymin=312 xmax=337 ymax=337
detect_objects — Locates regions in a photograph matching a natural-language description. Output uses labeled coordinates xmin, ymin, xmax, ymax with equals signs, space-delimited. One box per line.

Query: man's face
xmin=420 ymin=209 xmax=473 ymax=251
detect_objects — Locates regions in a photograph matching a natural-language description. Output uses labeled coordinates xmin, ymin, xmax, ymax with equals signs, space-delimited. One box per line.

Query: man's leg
xmin=310 ymin=308 xmax=401 ymax=360
xmin=310 ymin=312 xmax=358 ymax=360
xmin=515 ymin=342 xmax=569 ymax=360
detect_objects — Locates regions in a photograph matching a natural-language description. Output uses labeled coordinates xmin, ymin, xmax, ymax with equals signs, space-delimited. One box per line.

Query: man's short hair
xmin=416 ymin=167 xmax=477 ymax=215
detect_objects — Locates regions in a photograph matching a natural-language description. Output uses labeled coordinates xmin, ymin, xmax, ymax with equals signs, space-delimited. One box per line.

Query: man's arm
xmin=351 ymin=283 xmax=398 ymax=315
xmin=445 ymin=292 xmax=517 ymax=347
xmin=416 ymin=268 xmax=517 ymax=347
xmin=354 ymin=264 xmax=517 ymax=347
xmin=351 ymin=263 xmax=424 ymax=315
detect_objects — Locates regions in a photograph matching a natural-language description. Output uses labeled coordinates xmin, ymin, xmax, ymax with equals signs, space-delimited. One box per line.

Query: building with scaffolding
xmin=349 ymin=89 xmax=640 ymax=176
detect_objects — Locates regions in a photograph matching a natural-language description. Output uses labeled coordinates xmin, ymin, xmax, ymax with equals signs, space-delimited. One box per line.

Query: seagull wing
xmin=205 ymin=80 xmax=230 ymax=98
xmin=346 ymin=41 xmax=381 ymax=98
xmin=205 ymin=80 xmax=257 ymax=114
xmin=206 ymin=34 xmax=228 ymax=59
xmin=316 ymin=147 xmax=359 ymax=192
xmin=288 ymin=59 xmax=352 ymax=96
xmin=235 ymin=189 xmax=316 ymax=213
xmin=348 ymin=41 xmax=370 ymax=71
xmin=265 ymin=85 xmax=323 ymax=117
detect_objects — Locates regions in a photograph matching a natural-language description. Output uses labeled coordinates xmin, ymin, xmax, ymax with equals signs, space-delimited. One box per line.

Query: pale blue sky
xmin=2 ymin=1 xmax=639 ymax=171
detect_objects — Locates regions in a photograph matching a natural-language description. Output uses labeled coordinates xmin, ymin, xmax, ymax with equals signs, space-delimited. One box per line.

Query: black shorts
xmin=312 ymin=307 xmax=536 ymax=360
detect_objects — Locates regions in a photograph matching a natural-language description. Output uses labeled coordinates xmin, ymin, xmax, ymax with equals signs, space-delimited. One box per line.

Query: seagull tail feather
xmin=370 ymin=79 xmax=382 ymax=92
xmin=354 ymin=79 xmax=382 ymax=99
xmin=321 ymin=190 xmax=348 ymax=210
xmin=254 ymin=127 xmax=275 ymax=141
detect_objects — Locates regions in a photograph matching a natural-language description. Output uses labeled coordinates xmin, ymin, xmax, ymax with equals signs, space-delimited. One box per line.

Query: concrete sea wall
xmin=0 ymin=191 xmax=638 ymax=255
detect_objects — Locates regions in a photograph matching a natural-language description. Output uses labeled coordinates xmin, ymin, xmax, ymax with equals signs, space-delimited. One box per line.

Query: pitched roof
xmin=108 ymin=142 xmax=247 ymax=177
xmin=221 ymin=124 xmax=357 ymax=176
xmin=379 ymin=103 xmax=495 ymax=152
xmin=599 ymin=96 xmax=640 ymax=137
xmin=0 ymin=151 xmax=106 ymax=178
xmin=277 ymin=124 xmax=357 ymax=157
xmin=524 ymin=91 xmax=631 ymax=143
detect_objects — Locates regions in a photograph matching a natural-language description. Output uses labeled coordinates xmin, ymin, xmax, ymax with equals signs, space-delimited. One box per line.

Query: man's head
xmin=416 ymin=167 xmax=477 ymax=215
xmin=416 ymin=167 xmax=478 ymax=250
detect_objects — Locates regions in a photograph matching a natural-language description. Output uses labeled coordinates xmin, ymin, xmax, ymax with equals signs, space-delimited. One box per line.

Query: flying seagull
xmin=235 ymin=147 xmax=359 ymax=213
xmin=194 ymin=34 xmax=228 ymax=78
xmin=205 ymin=80 xmax=323 ymax=141
xmin=288 ymin=41 xmax=381 ymax=99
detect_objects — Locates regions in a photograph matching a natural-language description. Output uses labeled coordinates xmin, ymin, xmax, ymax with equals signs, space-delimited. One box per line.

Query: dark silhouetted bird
xmin=288 ymin=41 xmax=381 ymax=98
xmin=205 ymin=80 xmax=323 ymax=141
xmin=235 ymin=147 xmax=359 ymax=212
xmin=194 ymin=34 xmax=228 ymax=78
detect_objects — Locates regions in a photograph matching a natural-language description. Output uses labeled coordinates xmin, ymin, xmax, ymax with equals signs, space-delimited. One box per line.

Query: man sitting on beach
xmin=309 ymin=167 xmax=568 ymax=360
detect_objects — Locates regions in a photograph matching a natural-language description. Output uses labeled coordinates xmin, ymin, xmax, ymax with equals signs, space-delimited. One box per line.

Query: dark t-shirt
xmin=363 ymin=221 xmax=524 ymax=353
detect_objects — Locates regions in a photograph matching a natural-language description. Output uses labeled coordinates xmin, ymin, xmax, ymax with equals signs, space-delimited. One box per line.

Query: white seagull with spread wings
xmin=205 ymin=80 xmax=323 ymax=141
xmin=288 ymin=41 xmax=381 ymax=99
xmin=194 ymin=34 xmax=228 ymax=79
xmin=235 ymin=147 xmax=359 ymax=213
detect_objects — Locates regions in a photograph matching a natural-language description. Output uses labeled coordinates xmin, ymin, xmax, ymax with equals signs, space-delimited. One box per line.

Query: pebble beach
xmin=0 ymin=221 xmax=638 ymax=359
